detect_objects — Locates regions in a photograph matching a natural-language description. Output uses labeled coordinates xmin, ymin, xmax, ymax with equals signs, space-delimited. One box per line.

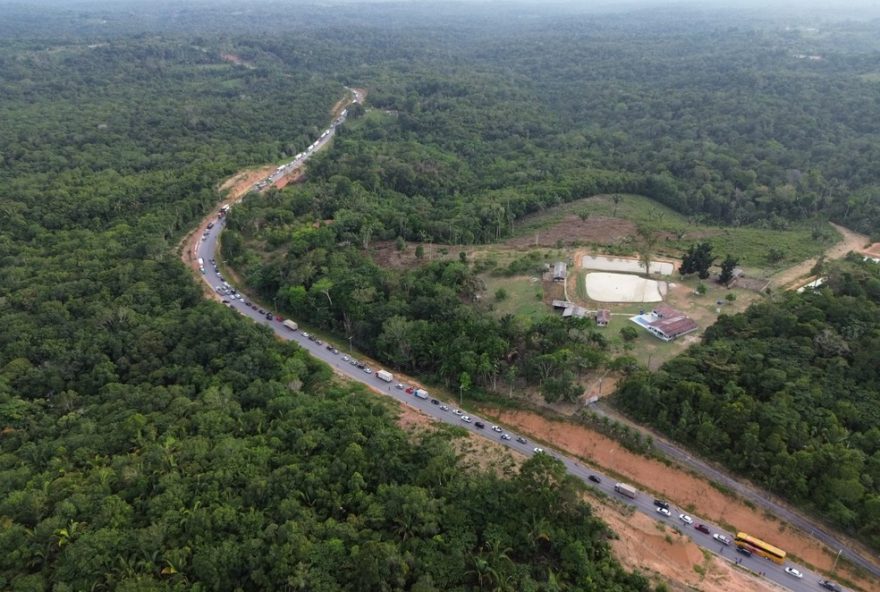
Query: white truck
xmin=414 ymin=388 xmax=429 ymax=400
xmin=614 ymin=483 xmax=638 ymax=499
xmin=282 ymin=320 xmax=298 ymax=331
xmin=376 ymin=370 xmax=393 ymax=383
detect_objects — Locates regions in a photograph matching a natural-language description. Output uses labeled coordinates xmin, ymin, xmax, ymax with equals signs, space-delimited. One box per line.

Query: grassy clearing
xmin=513 ymin=194 xmax=836 ymax=272
xmin=481 ymin=275 xmax=548 ymax=320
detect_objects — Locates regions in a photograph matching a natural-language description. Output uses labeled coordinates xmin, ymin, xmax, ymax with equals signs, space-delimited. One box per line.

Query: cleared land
xmin=489 ymin=409 xmax=880 ymax=592
xmin=512 ymin=194 xmax=835 ymax=271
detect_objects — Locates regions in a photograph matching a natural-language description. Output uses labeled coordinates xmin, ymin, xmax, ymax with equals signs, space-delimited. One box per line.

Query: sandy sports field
xmin=585 ymin=272 xmax=666 ymax=302
xmin=582 ymin=254 xmax=675 ymax=275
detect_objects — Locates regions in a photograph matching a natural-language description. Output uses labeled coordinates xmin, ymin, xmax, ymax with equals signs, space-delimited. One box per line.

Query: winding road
xmin=186 ymin=88 xmax=874 ymax=592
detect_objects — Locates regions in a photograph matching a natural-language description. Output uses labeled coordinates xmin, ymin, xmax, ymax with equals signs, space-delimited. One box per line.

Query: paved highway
xmin=190 ymin=90 xmax=854 ymax=592
xmin=592 ymin=402 xmax=880 ymax=583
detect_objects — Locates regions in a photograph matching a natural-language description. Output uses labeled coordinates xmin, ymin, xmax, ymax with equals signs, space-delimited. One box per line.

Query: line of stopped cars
xmin=651 ymin=499 xmax=846 ymax=590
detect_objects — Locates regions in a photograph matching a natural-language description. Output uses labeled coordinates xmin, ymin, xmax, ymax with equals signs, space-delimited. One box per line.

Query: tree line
xmin=0 ymin=33 xmax=659 ymax=591
xmin=615 ymin=257 xmax=880 ymax=551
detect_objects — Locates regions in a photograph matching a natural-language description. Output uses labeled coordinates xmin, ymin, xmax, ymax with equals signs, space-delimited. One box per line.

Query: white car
xmin=342 ymin=354 xmax=349 ymax=361
xmin=784 ymin=567 xmax=803 ymax=579
xmin=500 ymin=434 xmax=511 ymax=441
xmin=460 ymin=415 xmax=473 ymax=423
xmin=679 ymin=514 xmax=693 ymax=525
xmin=363 ymin=368 xmax=372 ymax=374
xmin=534 ymin=448 xmax=544 ymax=454
xmin=713 ymin=534 xmax=731 ymax=546
xmin=439 ymin=405 xmax=449 ymax=412
xmin=452 ymin=409 xmax=463 ymax=416
xmin=656 ymin=507 xmax=671 ymax=517
xmin=491 ymin=425 xmax=502 ymax=433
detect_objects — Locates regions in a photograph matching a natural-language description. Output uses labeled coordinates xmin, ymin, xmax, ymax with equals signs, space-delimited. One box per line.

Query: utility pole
xmin=831 ymin=548 xmax=842 ymax=573
xmin=348 ymin=335 xmax=353 ymax=354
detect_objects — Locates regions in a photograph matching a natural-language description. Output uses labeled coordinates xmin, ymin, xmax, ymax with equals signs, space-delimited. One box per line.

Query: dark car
xmin=266 ymin=313 xmax=274 ymax=321
xmin=653 ymin=499 xmax=670 ymax=510
xmin=474 ymin=421 xmax=485 ymax=429
xmin=736 ymin=547 xmax=752 ymax=557
xmin=819 ymin=581 xmax=842 ymax=592
xmin=588 ymin=475 xmax=601 ymax=484
xmin=258 ymin=308 xmax=265 ymax=314
xmin=695 ymin=524 xmax=711 ymax=535
xmin=430 ymin=399 xmax=439 ymax=405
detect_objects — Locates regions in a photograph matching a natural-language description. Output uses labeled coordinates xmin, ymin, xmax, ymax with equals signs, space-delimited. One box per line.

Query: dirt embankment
xmin=393 ymin=399 xmax=779 ymax=592
xmin=770 ymin=223 xmax=870 ymax=290
xmin=490 ymin=410 xmax=879 ymax=592
xmin=592 ymin=502 xmax=779 ymax=592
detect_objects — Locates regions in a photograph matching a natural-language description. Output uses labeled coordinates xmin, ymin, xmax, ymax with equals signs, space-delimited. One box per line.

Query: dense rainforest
xmin=227 ymin=11 xmax=880 ymax=401
xmin=616 ymin=256 xmax=880 ymax=550
xmin=0 ymin=27 xmax=655 ymax=592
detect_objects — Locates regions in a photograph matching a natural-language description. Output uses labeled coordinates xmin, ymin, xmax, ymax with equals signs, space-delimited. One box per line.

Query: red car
xmin=405 ymin=387 xmax=414 ymax=394
xmin=695 ymin=524 xmax=711 ymax=535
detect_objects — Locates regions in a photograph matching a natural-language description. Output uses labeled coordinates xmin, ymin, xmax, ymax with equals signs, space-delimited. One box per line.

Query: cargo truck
xmin=376 ymin=370 xmax=393 ymax=382
xmin=414 ymin=388 xmax=429 ymax=400
xmin=282 ymin=320 xmax=298 ymax=331
xmin=614 ymin=483 xmax=638 ymax=499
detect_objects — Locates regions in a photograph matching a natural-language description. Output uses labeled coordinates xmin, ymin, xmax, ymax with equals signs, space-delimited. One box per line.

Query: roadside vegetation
xmin=615 ymin=257 xmax=880 ymax=551
xmin=224 ymin=8 xmax=880 ymax=564
xmin=0 ymin=30 xmax=656 ymax=592
xmin=231 ymin=11 xmax=880 ymax=412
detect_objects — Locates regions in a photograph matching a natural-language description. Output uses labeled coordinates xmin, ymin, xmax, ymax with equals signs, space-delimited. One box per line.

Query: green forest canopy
xmin=228 ymin=11 xmax=880 ymax=406
xmin=0 ymin=25 xmax=657 ymax=592
xmin=615 ymin=257 xmax=880 ymax=550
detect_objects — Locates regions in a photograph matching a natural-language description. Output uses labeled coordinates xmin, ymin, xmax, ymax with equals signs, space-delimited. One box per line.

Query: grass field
xmin=511 ymin=194 xmax=838 ymax=272
xmin=482 ymin=275 xmax=548 ymax=320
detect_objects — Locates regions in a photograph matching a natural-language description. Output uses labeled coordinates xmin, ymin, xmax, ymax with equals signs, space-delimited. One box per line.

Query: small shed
xmin=596 ymin=309 xmax=610 ymax=327
xmin=562 ymin=305 xmax=588 ymax=319
xmin=553 ymin=262 xmax=567 ymax=282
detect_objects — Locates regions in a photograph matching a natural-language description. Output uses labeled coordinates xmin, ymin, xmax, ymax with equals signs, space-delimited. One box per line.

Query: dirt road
xmin=769 ymin=223 xmax=869 ymax=291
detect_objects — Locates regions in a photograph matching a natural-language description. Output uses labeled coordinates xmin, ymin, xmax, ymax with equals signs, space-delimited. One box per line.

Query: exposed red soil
xmin=592 ymin=502 xmax=780 ymax=592
xmin=488 ymin=409 xmax=879 ymax=592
